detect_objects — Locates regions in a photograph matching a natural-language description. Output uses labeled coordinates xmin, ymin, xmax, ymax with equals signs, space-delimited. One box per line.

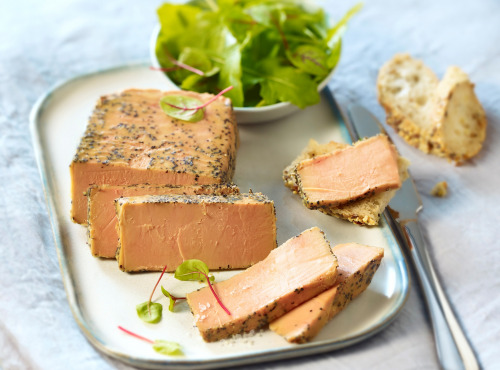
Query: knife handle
xmin=403 ymin=221 xmax=479 ymax=370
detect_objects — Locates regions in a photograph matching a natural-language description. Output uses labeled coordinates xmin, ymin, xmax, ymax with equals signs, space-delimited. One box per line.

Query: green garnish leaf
xmin=153 ymin=340 xmax=183 ymax=356
xmin=174 ymin=259 xmax=214 ymax=283
xmin=160 ymin=87 xmax=234 ymax=122
xmin=118 ymin=326 xmax=183 ymax=356
xmin=136 ymin=302 xmax=163 ymax=323
xmin=161 ymin=287 xmax=176 ymax=312
xmin=161 ymin=286 xmax=186 ymax=312
xmin=159 ymin=94 xmax=205 ymax=122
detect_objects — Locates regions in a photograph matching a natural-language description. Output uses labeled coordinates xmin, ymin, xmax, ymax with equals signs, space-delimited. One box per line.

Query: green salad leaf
xmin=287 ymin=45 xmax=329 ymax=76
xmin=155 ymin=1 xmax=361 ymax=108
xmin=136 ymin=301 xmax=163 ymax=323
xmin=258 ymin=59 xmax=320 ymax=108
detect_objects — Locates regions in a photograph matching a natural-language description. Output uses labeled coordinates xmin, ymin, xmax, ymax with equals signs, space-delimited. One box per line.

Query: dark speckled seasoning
xmin=70 ymin=89 xmax=239 ymax=224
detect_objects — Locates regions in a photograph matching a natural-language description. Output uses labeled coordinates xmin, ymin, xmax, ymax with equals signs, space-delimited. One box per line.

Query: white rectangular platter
xmin=30 ymin=63 xmax=409 ymax=369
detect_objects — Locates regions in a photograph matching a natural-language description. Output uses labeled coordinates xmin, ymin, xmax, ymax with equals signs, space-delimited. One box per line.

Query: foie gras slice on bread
xmin=269 ymin=243 xmax=384 ymax=343
xmin=284 ymin=136 xmax=409 ymax=226
xmin=87 ymin=184 xmax=239 ymax=258
xmin=70 ymin=89 xmax=239 ymax=225
xmin=186 ymin=227 xmax=338 ymax=342
xmin=295 ymin=134 xmax=403 ymax=208
xmin=377 ymin=53 xmax=487 ymax=164
xmin=115 ymin=193 xmax=276 ymax=272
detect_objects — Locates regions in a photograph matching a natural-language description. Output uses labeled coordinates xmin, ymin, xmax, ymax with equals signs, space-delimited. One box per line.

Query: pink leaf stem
xmin=183 ymin=271 xmax=231 ymax=316
xmin=118 ymin=326 xmax=154 ymax=344
xmin=165 ymin=86 xmax=234 ymax=111
xmin=148 ymin=265 xmax=168 ymax=315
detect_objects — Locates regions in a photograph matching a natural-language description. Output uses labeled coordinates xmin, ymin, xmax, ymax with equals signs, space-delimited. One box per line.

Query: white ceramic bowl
xmin=149 ymin=25 xmax=336 ymax=124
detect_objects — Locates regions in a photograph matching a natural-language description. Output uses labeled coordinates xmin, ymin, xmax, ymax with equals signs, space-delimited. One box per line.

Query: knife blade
xmin=338 ymin=101 xmax=479 ymax=370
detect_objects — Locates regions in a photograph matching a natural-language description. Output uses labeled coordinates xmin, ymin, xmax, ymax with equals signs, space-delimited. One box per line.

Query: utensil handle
xmin=403 ymin=221 xmax=479 ymax=370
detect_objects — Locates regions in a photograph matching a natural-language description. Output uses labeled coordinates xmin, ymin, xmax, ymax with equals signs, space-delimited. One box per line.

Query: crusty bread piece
xmin=377 ymin=53 xmax=438 ymax=152
xmin=377 ymin=54 xmax=487 ymax=164
xmin=283 ymin=138 xmax=409 ymax=226
xmin=428 ymin=67 xmax=487 ymax=162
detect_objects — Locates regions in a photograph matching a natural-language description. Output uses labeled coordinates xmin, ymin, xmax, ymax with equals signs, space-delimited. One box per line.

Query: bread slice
xmin=428 ymin=67 xmax=487 ymax=163
xmin=377 ymin=53 xmax=438 ymax=153
xmin=283 ymin=138 xmax=409 ymax=226
xmin=377 ymin=54 xmax=487 ymax=164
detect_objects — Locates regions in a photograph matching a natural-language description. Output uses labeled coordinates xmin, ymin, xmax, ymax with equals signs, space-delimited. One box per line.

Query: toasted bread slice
xmin=283 ymin=138 xmax=409 ymax=226
xmin=377 ymin=53 xmax=438 ymax=153
xmin=428 ymin=66 xmax=487 ymax=163
xmin=377 ymin=54 xmax=487 ymax=163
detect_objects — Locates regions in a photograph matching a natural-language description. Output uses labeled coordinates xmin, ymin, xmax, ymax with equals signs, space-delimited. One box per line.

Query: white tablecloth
xmin=1 ymin=0 xmax=499 ymax=369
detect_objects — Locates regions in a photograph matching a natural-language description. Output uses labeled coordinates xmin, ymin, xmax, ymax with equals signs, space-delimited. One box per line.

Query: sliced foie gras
xmin=70 ymin=89 xmax=239 ymax=224
xmin=115 ymin=193 xmax=276 ymax=272
xmin=88 ymin=184 xmax=239 ymax=258
xmin=186 ymin=227 xmax=338 ymax=342
xmin=295 ymin=135 xmax=401 ymax=209
xmin=269 ymin=243 xmax=384 ymax=343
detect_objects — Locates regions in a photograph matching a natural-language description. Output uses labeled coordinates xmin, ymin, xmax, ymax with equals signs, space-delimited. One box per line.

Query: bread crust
xmin=428 ymin=67 xmax=487 ymax=163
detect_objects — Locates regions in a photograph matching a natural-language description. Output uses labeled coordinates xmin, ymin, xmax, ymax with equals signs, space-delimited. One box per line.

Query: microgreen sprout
xmin=118 ymin=326 xmax=183 ymax=356
xmin=174 ymin=259 xmax=231 ymax=315
xmin=161 ymin=287 xmax=186 ymax=312
xmin=159 ymin=86 xmax=233 ymax=122
xmin=136 ymin=265 xmax=167 ymax=323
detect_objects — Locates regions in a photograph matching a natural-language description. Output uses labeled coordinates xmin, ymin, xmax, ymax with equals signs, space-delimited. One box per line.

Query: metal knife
xmin=324 ymin=93 xmax=479 ymax=370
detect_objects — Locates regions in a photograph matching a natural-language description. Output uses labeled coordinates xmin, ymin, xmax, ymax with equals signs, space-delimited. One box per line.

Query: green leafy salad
xmin=155 ymin=0 xmax=361 ymax=108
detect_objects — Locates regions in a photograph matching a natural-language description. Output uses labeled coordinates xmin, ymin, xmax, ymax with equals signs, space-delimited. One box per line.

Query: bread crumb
xmin=431 ymin=181 xmax=448 ymax=197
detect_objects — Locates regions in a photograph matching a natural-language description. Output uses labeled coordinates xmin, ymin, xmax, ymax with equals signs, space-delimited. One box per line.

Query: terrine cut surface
xmin=295 ymin=135 xmax=401 ymax=208
xmin=115 ymin=193 xmax=277 ymax=272
xmin=87 ymin=184 xmax=239 ymax=258
xmin=269 ymin=243 xmax=384 ymax=343
xmin=70 ymin=89 xmax=239 ymax=224
xmin=186 ymin=227 xmax=338 ymax=342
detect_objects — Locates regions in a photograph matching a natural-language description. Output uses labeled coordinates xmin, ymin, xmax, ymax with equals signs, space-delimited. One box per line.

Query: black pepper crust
xmin=116 ymin=192 xmax=273 ymax=206
xmin=72 ymin=89 xmax=239 ymax=182
xmin=283 ymin=252 xmax=383 ymax=344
